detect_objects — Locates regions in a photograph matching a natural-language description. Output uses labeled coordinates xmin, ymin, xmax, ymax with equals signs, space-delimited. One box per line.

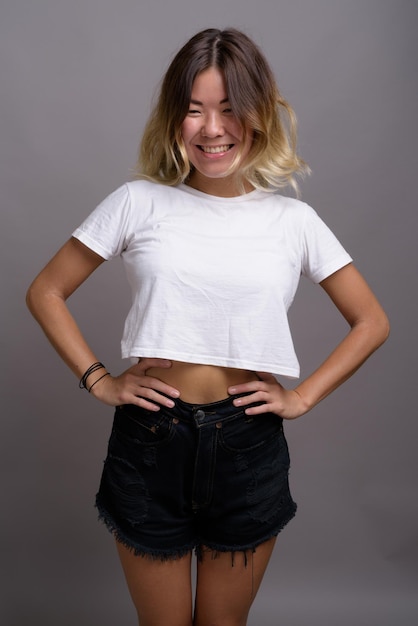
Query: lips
xmin=198 ymin=144 xmax=233 ymax=154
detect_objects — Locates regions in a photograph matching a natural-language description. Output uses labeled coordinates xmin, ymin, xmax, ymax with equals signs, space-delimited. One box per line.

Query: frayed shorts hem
xmin=95 ymin=499 xmax=297 ymax=563
xmin=95 ymin=502 xmax=196 ymax=561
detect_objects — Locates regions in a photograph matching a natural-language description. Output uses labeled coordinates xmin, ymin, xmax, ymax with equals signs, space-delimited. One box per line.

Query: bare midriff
xmin=145 ymin=361 xmax=260 ymax=404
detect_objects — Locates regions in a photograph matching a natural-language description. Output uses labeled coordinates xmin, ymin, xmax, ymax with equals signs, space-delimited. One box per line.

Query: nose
xmin=201 ymin=112 xmax=224 ymax=138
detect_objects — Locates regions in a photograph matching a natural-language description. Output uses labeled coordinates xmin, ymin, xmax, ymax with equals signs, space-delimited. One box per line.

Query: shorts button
xmin=215 ymin=422 xmax=222 ymax=429
xmin=195 ymin=409 xmax=205 ymax=420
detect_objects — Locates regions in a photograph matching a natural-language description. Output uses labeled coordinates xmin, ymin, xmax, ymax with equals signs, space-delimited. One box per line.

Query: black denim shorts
xmin=95 ymin=394 xmax=297 ymax=560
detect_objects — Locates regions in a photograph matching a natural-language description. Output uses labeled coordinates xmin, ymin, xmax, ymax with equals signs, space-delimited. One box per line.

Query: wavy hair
xmin=137 ymin=28 xmax=309 ymax=193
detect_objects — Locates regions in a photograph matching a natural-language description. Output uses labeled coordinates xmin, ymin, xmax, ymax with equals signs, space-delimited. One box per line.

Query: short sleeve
xmin=72 ymin=184 xmax=131 ymax=260
xmin=301 ymin=204 xmax=353 ymax=283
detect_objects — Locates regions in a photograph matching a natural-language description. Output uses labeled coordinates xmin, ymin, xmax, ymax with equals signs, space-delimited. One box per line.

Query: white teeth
xmin=200 ymin=145 xmax=231 ymax=154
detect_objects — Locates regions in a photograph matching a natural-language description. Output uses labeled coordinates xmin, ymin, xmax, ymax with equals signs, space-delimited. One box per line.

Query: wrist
xmin=79 ymin=361 xmax=111 ymax=393
xmin=87 ymin=371 xmax=111 ymax=393
xmin=292 ymin=388 xmax=312 ymax=414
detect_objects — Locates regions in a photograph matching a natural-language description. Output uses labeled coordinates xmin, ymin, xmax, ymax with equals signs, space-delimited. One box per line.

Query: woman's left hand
xmin=228 ymin=372 xmax=309 ymax=420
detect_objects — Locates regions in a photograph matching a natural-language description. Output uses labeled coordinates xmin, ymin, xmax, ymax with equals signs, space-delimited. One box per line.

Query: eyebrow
xmin=190 ymin=98 xmax=230 ymax=105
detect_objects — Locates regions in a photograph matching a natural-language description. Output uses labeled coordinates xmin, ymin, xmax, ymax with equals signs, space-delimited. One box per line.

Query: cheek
xmin=230 ymin=121 xmax=252 ymax=151
xmin=180 ymin=119 xmax=196 ymax=143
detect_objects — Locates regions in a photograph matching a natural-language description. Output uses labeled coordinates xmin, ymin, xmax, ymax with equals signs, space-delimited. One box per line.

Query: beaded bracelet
xmin=79 ymin=361 xmax=106 ymax=390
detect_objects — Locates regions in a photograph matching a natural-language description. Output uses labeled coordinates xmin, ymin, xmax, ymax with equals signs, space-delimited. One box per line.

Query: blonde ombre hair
xmin=137 ymin=28 xmax=309 ymax=194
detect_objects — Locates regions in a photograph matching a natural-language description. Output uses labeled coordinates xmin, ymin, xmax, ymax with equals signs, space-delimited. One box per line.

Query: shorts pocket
xmin=112 ymin=404 xmax=175 ymax=446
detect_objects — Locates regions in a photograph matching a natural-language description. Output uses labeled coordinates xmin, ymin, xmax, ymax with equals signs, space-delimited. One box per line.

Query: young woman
xmin=26 ymin=28 xmax=389 ymax=626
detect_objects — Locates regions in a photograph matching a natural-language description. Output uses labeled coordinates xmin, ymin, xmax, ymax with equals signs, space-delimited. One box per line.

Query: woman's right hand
xmin=89 ymin=358 xmax=180 ymax=410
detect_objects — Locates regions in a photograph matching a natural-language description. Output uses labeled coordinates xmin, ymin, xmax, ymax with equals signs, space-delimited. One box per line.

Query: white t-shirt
xmin=72 ymin=180 xmax=352 ymax=379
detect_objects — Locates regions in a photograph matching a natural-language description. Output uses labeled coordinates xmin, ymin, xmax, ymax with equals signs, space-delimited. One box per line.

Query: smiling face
xmin=181 ymin=67 xmax=253 ymax=196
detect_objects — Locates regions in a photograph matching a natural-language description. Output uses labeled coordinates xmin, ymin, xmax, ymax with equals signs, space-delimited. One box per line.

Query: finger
xmin=243 ymin=403 xmax=275 ymax=416
xmin=231 ymin=390 xmax=266 ymax=407
xmin=127 ymin=389 xmax=175 ymax=412
xmin=131 ymin=395 xmax=164 ymax=412
xmin=135 ymin=375 xmax=180 ymax=399
xmin=228 ymin=381 xmax=263 ymax=395
xmin=130 ymin=383 xmax=180 ymax=408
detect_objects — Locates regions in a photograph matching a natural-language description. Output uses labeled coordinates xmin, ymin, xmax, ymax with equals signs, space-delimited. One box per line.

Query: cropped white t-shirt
xmin=72 ymin=180 xmax=352 ymax=379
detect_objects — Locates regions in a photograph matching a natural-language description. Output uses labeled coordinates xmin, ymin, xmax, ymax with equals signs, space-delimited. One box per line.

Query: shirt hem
xmin=72 ymin=231 xmax=111 ymax=260
xmin=310 ymin=255 xmax=353 ymax=283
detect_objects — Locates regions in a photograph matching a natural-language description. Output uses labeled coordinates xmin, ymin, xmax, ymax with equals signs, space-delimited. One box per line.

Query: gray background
xmin=1 ymin=1 xmax=417 ymax=624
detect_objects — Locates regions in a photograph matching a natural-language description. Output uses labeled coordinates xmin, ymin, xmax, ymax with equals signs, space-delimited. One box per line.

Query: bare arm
xmin=26 ymin=237 xmax=179 ymax=409
xmin=228 ymin=263 xmax=390 ymax=419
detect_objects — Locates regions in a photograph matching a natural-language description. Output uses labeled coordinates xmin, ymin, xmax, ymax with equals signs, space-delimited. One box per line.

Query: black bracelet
xmin=88 ymin=372 xmax=111 ymax=393
xmin=79 ymin=362 xmax=105 ymax=390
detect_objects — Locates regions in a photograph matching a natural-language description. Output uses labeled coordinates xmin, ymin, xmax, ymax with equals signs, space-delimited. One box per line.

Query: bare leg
xmin=194 ymin=537 xmax=276 ymax=626
xmin=116 ymin=540 xmax=194 ymax=626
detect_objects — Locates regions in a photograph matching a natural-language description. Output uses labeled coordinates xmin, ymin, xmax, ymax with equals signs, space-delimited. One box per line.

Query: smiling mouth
xmin=198 ymin=144 xmax=234 ymax=154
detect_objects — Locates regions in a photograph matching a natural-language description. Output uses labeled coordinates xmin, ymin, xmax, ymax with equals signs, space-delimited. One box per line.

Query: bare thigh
xmin=116 ymin=541 xmax=194 ymax=626
xmin=194 ymin=537 xmax=277 ymax=626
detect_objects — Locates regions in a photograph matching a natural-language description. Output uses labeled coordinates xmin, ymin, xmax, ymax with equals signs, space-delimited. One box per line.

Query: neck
xmin=186 ymin=173 xmax=254 ymax=197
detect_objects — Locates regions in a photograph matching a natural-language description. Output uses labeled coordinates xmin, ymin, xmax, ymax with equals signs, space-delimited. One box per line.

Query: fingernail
xmin=234 ymin=398 xmax=242 ymax=406
xmin=166 ymin=400 xmax=175 ymax=408
xmin=229 ymin=387 xmax=236 ymax=394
